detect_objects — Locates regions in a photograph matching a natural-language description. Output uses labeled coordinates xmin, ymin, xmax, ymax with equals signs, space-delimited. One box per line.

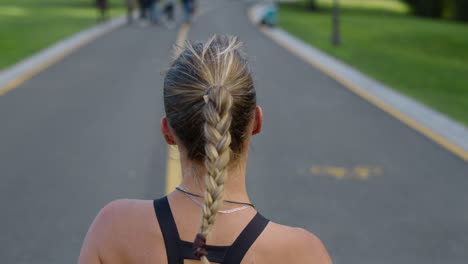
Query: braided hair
xmin=163 ymin=35 xmax=256 ymax=263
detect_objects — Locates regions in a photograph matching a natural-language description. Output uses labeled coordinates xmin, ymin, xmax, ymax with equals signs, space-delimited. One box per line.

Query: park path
xmin=0 ymin=0 xmax=467 ymax=263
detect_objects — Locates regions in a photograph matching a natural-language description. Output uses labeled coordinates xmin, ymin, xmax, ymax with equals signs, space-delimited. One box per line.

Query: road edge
xmin=0 ymin=15 xmax=127 ymax=96
xmin=248 ymin=4 xmax=468 ymax=162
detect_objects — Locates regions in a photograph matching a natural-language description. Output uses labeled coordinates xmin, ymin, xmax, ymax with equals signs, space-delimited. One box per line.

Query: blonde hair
xmin=163 ymin=35 xmax=256 ymax=263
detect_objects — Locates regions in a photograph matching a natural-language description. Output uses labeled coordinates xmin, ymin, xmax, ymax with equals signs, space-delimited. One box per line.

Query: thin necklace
xmin=176 ymin=186 xmax=255 ymax=208
xmin=176 ymin=186 xmax=254 ymax=214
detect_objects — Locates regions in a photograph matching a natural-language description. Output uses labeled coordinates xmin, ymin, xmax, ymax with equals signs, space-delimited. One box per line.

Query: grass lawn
xmin=278 ymin=0 xmax=468 ymax=126
xmin=0 ymin=0 xmax=125 ymax=71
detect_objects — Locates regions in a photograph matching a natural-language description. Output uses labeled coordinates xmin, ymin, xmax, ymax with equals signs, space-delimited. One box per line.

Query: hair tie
xmin=193 ymin=233 xmax=208 ymax=258
xmin=203 ymin=85 xmax=222 ymax=104
xmin=203 ymin=95 xmax=209 ymax=104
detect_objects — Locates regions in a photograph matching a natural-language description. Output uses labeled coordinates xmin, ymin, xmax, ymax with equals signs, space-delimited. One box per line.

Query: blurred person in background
xmin=96 ymin=0 xmax=109 ymax=21
xmin=163 ymin=0 xmax=175 ymax=28
xmin=259 ymin=0 xmax=277 ymax=27
xmin=182 ymin=0 xmax=195 ymax=23
xmin=139 ymin=0 xmax=149 ymax=20
xmin=125 ymin=0 xmax=137 ymax=24
xmin=138 ymin=0 xmax=154 ymax=26
xmin=149 ymin=0 xmax=160 ymax=24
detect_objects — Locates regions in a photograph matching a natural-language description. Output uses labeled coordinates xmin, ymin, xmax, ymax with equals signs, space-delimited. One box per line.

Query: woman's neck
xmin=178 ymin=155 xmax=252 ymax=204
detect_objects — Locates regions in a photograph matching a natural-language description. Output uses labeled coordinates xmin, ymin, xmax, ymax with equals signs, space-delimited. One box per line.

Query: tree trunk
xmin=305 ymin=0 xmax=318 ymax=11
xmin=331 ymin=0 xmax=340 ymax=46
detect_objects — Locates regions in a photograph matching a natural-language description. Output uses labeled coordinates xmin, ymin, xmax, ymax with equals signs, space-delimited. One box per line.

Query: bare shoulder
xmin=92 ymin=199 xmax=158 ymax=241
xmin=253 ymin=222 xmax=333 ymax=264
xmin=78 ymin=199 xmax=158 ymax=263
xmin=97 ymin=199 xmax=154 ymax=223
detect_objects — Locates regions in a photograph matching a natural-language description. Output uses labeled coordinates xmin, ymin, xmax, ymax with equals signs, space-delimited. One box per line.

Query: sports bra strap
xmin=154 ymin=197 xmax=182 ymax=263
xmin=153 ymin=197 xmax=270 ymax=264
xmin=222 ymin=213 xmax=269 ymax=264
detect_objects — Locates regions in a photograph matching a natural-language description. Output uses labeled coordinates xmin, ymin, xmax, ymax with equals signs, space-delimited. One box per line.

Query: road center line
xmin=164 ymin=23 xmax=190 ymax=194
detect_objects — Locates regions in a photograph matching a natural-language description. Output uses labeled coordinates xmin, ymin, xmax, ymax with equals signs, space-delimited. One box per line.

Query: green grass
xmin=0 ymin=0 xmax=125 ymax=70
xmin=317 ymin=0 xmax=409 ymax=13
xmin=279 ymin=0 xmax=468 ymax=125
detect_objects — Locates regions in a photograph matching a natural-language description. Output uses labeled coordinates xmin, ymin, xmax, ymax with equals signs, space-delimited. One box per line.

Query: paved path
xmin=1 ymin=0 xmax=467 ymax=263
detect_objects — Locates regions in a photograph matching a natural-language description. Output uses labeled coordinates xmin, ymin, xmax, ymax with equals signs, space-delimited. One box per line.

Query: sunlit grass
xmin=0 ymin=6 xmax=29 ymax=16
xmin=317 ymin=0 xmax=409 ymax=13
xmin=0 ymin=0 xmax=125 ymax=70
xmin=279 ymin=0 xmax=468 ymax=125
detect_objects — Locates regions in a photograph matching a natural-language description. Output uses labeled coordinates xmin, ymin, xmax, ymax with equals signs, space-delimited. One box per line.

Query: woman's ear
xmin=252 ymin=105 xmax=263 ymax=135
xmin=160 ymin=117 xmax=177 ymax=145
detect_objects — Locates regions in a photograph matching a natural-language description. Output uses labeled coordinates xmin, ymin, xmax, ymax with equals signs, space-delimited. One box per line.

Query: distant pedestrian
xmin=138 ymin=0 xmax=149 ymax=20
xmin=164 ymin=0 xmax=174 ymax=22
xmin=181 ymin=0 xmax=195 ymax=23
xmin=96 ymin=0 xmax=109 ymax=21
xmin=260 ymin=1 xmax=277 ymax=27
xmin=125 ymin=0 xmax=137 ymax=23
xmin=149 ymin=0 xmax=160 ymax=24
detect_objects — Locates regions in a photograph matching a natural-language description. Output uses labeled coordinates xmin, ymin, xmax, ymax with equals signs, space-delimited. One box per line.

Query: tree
xmin=305 ymin=0 xmax=318 ymax=11
xmin=453 ymin=0 xmax=468 ymax=22
xmin=403 ymin=0 xmax=444 ymax=18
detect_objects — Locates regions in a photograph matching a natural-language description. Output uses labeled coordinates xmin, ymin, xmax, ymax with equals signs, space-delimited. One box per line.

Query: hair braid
xmin=198 ymin=85 xmax=233 ymax=264
xmin=164 ymin=35 xmax=256 ymax=263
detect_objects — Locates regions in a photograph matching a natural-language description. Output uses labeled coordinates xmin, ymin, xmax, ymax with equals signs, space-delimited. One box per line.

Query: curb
xmin=248 ymin=4 xmax=468 ymax=161
xmin=0 ymin=15 xmax=127 ymax=96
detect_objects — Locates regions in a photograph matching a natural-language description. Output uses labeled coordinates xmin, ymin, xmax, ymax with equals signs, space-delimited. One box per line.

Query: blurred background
xmin=0 ymin=0 xmax=467 ymax=264
xmin=278 ymin=0 xmax=468 ymax=126
xmin=1 ymin=0 xmax=467 ymax=124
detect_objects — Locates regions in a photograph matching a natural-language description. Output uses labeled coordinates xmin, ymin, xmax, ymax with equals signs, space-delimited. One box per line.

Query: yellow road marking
xmin=164 ymin=23 xmax=190 ymax=194
xmin=0 ymin=26 xmax=117 ymax=96
xmin=311 ymin=165 xmax=382 ymax=180
xmin=248 ymin=7 xmax=468 ymax=163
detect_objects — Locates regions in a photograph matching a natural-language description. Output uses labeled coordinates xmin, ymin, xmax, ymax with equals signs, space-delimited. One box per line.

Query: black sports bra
xmin=153 ymin=197 xmax=269 ymax=264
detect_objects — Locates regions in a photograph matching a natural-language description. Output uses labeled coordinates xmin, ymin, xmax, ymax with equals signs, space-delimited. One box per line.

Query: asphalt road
xmin=1 ymin=0 xmax=467 ymax=263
